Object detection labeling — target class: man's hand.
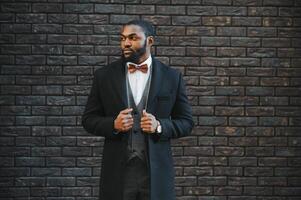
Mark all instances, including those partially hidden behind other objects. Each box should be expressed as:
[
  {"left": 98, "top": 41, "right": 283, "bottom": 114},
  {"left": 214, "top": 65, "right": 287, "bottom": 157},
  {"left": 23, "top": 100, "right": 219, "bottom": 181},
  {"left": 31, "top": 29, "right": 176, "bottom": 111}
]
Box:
[
  {"left": 114, "top": 108, "right": 134, "bottom": 132},
  {"left": 140, "top": 110, "right": 158, "bottom": 134}
]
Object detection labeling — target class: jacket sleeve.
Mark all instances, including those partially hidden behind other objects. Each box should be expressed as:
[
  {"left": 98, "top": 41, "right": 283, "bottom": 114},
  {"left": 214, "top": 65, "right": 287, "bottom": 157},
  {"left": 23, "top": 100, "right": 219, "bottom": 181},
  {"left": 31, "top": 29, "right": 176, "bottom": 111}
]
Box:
[
  {"left": 81, "top": 71, "right": 119, "bottom": 139},
  {"left": 157, "top": 73, "right": 194, "bottom": 140}
]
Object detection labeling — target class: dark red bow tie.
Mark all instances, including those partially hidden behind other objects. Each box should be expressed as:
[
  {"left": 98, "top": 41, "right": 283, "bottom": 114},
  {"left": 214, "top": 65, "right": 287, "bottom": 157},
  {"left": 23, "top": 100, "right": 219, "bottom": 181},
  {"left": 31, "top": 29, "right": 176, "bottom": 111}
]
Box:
[{"left": 128, "top": 63, "right": 148, "bottom": 73}]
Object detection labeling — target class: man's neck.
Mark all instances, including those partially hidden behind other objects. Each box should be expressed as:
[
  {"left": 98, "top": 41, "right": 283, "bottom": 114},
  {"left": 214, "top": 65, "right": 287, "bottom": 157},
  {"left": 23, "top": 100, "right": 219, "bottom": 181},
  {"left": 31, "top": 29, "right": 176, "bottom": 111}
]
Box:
[{"left": 136, "top": 53, "right": 151, "bottom": 64}]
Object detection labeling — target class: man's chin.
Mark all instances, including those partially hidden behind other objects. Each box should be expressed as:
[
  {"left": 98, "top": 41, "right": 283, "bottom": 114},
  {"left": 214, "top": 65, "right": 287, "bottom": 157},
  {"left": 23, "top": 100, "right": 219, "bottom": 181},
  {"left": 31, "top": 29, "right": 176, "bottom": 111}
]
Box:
[
  {"left": 122, "top": 54, "right": 138, "bottom": 63},
  {"left": 123, "top": 54, "right": 131, "bottom": 58}
]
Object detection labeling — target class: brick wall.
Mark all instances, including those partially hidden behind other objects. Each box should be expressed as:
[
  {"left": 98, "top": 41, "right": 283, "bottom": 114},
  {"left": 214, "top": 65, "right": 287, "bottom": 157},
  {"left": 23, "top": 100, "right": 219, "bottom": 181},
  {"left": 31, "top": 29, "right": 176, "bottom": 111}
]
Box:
[{"left": 1, "top": 0, "right": 301, "bottom": 199}]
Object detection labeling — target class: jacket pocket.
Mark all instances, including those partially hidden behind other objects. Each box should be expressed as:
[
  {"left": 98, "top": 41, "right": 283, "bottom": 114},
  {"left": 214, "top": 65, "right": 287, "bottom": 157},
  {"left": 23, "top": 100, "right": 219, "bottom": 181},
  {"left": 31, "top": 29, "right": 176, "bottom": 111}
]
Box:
[{"left": 157, "top": 95, "right": 171, "bottom": 101}]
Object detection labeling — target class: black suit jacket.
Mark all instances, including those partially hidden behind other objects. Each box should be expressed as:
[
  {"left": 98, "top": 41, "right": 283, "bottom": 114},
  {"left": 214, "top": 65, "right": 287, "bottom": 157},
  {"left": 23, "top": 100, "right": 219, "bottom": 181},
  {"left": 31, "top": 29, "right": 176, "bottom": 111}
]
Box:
[{"left": 82, "top": 57, "right": 194, "bottom": 200}]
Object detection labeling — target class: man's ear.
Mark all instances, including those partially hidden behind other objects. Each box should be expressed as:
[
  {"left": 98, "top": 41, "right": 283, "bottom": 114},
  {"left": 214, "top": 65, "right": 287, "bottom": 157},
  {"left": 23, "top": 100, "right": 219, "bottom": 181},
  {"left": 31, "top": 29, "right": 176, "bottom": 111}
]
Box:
[{"left": 147, "top": 36, "right": 154, "bottom": 47}]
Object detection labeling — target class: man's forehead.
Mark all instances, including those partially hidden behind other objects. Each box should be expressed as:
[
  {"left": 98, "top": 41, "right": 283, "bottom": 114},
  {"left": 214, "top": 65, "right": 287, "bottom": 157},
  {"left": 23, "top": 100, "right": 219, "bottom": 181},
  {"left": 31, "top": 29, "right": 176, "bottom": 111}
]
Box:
[{"left": 120, "top": 25, "right": 145, "bottom": 36}]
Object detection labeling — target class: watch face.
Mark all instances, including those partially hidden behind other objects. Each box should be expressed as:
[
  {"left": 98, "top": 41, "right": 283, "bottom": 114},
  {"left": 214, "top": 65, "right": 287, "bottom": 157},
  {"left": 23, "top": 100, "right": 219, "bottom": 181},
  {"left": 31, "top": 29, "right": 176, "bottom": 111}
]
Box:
[{"left": 157, "top": 125, "right": 162, "bottom": 133}]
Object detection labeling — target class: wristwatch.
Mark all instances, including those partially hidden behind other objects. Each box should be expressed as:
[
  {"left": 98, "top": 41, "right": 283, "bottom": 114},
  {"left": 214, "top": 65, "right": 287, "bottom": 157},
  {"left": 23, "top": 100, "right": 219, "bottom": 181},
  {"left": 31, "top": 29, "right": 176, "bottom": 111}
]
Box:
[{"left": 156, "top": 120, "right": 162, "bottom": 134}]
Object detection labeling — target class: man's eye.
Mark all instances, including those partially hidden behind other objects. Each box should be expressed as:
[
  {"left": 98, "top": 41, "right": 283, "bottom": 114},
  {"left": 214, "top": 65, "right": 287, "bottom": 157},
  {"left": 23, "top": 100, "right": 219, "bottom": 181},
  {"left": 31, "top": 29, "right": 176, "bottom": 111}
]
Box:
[
  {"left": 129, "top": 36, "right": 137, "bottom": 40},
  {"left": 120, "top": 37, "right": 125, "bottom": 41}
]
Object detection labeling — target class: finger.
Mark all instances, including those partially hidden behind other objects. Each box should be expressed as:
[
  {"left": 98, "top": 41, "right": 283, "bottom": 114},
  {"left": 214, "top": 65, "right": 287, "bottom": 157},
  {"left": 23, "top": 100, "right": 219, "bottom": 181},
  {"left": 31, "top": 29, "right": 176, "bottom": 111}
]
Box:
[
  {"left": 122, "top": 121, "right": 133, "bottom": 130},
  {"left": 140, "top": 121, "right": 152, "bottom": 126},
  {"left": 124, "top": 124, "right": 133, "bottom": 131},
  {"left": 121, "top": 118, "right": 134, "bottom": 124},
  {"left": 140, "top": 116, "right": 149, "bottom": 122},
  {"left": 121, "top": 113, "right": 133, "bottom": 121},
  {"left": 141, "top": 124, "right": 153, "bottom": 132},
  {"left": 120, "top": 112, "right": 132, "bottom": 119},
  {"left": 124, "top": 116, "right": 133, "bottom": 123},
  {"left": 142, "top": 112, "right": 155, "bottom": 121},
  {"left": 122, "top": 115, "right": 133, "bottom": 121},
  {"left": 124, "top": 120, "right": 134, "bottom": 127},
  {"left": 141, "top": 126, "right": 148, "bottom": 131},
  {"left": 143, "top": 109, "right": 149, "bottom": 117},
  {"left": 127, "top": 114, "right": 133, "bottom": 119},
  {"left": 141, "top": 121, "right": 147, "bottom": 126},
  {"left": 119, "top": 118, "right": 126, "bottom": 124},
  {"left": 141, "top": 114, "right": 153, "bottom": 121}
]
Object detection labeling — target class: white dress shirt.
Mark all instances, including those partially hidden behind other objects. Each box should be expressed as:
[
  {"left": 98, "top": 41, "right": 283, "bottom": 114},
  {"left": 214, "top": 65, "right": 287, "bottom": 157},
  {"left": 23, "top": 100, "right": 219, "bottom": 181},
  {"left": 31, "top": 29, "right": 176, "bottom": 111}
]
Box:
[{"left": 126, "top": 56, "right": 152, "bottom": 106}]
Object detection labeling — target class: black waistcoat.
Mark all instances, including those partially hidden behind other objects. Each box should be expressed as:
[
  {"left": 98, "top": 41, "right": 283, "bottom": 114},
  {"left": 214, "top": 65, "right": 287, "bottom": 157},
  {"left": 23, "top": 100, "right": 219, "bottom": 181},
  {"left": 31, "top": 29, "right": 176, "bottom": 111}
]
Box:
[{"left": 126, "top": 71, "right": 152, "bottom": 162}]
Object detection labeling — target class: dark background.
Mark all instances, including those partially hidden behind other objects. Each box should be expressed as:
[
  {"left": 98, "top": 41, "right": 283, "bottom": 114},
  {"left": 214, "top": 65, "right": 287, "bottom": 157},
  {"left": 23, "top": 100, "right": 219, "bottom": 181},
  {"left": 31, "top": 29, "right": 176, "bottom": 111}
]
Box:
[{"left": 1, "top": 0, "right": 301, "bottom": 199}]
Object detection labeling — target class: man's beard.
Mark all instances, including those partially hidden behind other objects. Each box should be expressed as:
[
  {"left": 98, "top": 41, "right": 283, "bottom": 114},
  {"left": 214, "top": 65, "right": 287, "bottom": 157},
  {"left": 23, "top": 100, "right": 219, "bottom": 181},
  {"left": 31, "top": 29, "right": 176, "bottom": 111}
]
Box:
[{"left": 121, "top": 39, "right": 147, "bottom": 63}]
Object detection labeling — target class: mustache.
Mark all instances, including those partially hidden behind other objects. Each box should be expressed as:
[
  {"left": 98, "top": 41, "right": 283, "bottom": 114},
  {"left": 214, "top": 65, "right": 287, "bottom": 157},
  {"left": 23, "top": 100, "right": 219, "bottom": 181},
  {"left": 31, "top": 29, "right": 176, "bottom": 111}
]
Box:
[{"left": 122, "top": 48, "right": 134, "bottom": 52}]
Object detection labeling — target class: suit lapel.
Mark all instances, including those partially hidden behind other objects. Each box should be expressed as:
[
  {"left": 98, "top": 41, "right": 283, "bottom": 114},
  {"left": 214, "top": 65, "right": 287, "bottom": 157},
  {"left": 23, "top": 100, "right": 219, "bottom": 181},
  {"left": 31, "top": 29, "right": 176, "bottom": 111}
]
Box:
[
  {"left": 146, "top": 57, "right": 165, "bottom": 113},
  {"left": 111, "top": 59, "right": 128, "bottom": 108}
]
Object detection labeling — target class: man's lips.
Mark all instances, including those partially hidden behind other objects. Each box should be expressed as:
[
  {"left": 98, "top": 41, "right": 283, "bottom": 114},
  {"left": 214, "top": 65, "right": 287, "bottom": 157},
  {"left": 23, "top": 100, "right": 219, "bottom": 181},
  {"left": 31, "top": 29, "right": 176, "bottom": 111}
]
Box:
[{"left": 122, "top": 49, "right": 133, "bottom": 54}]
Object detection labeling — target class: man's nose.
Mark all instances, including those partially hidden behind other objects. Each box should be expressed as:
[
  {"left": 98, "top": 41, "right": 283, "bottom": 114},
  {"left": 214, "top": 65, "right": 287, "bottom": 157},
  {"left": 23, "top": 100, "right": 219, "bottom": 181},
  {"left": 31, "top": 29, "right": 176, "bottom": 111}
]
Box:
[{"left": 124, "top": 38, "right": 131, "bottom": 47}]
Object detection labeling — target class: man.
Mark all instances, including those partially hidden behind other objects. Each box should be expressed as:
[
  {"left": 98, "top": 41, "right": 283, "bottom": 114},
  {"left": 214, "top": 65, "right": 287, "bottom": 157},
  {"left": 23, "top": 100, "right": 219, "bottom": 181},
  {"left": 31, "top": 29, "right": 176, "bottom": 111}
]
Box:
[{"left": 82, "top": 20, "right": 194, "bottom": 200}]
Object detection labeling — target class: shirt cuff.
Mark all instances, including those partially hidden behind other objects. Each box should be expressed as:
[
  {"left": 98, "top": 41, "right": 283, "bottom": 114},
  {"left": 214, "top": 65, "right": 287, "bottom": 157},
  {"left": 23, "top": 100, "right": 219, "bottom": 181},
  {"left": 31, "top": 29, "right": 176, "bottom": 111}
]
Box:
[{"left": 113, "top": 130, "right": 120, "bottom": 135}]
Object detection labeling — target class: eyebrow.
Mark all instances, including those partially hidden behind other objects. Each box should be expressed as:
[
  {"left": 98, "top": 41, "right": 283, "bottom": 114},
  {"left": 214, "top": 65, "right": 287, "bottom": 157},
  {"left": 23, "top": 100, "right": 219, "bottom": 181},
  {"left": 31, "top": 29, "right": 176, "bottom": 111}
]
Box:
[{"left": 120, "top": 33, "right": 139, "bottom": 37}]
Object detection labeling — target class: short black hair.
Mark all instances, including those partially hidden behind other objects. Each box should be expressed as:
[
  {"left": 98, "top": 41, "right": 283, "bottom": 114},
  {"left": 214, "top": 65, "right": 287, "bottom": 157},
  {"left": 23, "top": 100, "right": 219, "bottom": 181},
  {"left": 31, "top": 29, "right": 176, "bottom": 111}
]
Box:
[{"left": 124, "top": 20, "right": 155, "bottom": 37}]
